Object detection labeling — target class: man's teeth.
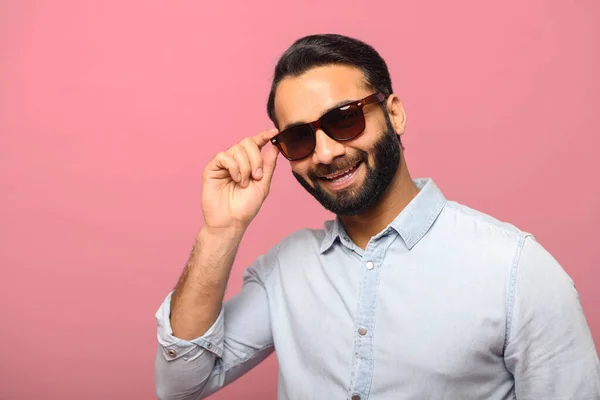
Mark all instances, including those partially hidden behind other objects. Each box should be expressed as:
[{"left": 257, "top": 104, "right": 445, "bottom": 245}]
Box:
[{"left": 326, "top": 164, "right": 358, "bottom": 181}]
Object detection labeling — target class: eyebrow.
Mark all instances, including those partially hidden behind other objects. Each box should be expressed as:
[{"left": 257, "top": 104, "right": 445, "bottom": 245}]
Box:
[{"left": 281, "top": 99, "right": 356, "bottom": 131}]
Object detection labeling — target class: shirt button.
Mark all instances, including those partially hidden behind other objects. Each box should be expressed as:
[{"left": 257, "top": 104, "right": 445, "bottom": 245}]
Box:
[
  {"left": 352, "top": 395, "right": 361, "bottom": 400},
  {"left": 365, "top": 261, "right": 374, "bottom": 270},
  {"left": 343, "top": 236, "right": 350, "bottom": 241},
  {"left": 207, "top": 343, "right": 213, "bottom": 350},
  {"left": 358, "top": 327, "right": 367, "bottom": 336},
  {"left": 167, "top": 349, "right": 176, "bottom": 357}
]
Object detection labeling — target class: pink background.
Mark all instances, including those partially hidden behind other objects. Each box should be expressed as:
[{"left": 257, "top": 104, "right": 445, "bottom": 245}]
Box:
[{"left": 1, "top": 0, "right": 598, "bottom": 399}]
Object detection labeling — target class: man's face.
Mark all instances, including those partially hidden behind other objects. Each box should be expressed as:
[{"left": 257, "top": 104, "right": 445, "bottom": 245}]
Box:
[{"left": 274, "top": 65, "right": 403, "bottom": 216}]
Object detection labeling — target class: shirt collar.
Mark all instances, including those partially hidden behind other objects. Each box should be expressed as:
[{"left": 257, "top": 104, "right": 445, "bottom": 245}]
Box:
[
  {"left": 319, "top": 178, "right": 447, "bottom": 253},
  {"left": 320, "top": 218, "right": 340, "bottom": 253}
]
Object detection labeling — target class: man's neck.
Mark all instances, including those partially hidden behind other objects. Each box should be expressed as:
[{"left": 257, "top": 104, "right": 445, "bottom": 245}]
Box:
[{"left": 339, "top": 165, "right": 419, "bottom": 250}]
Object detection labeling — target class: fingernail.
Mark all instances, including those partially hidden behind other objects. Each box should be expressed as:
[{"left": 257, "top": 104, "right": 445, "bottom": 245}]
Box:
[
  {"left": 256, "top": 168, "right": 263, "bottom": 179},
  {"left": 236, "top": 173, "right": 241, "bottom": 181}
]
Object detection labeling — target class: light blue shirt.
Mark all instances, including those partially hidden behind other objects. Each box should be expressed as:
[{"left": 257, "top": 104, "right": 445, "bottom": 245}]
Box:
[{"left": 154, "top": 178, "right": 600, "bottom": 399}]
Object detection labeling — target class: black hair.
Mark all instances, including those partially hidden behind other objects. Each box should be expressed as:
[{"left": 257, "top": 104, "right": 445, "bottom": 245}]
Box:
[{"left": 266, "top": 34, "right": 394, "bottom": 127}]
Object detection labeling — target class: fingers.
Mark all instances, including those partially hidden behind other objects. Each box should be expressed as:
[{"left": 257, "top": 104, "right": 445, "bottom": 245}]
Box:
[
  {"left": 208, "top": 129, "right": 280, "bottom": 187},
  {"left": 260, "top": 143, "right": 279, "bottom": 187},
  {"left": 251, "top": 128, "right": 280, "bottom": 148},
  {"left": 240, "top": 138, "right": 264, "bottom": 181},
  {"left": 229, "top": 131, "right": 278, "bottom": 186},
  {"left": 228, "top": 144, "right": 252, "bottom": 187},
  {"left": 212, "top": 152, "right": 240, "bottom": 182}
]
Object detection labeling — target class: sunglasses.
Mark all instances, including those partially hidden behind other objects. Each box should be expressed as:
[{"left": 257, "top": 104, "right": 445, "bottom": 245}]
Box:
[{"left": 271, "top": 92, "right": 386, "bottom": 161}]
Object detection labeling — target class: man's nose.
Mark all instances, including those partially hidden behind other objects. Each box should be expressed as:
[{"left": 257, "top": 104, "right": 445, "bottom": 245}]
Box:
[{"left": 312, "top": 129, "right": 345, "bottom": 165}]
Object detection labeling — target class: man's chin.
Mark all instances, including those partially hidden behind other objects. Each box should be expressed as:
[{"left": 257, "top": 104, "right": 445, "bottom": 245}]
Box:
[
  {"left": 293, "top": 170, "right": 371, "bottom": 215},
  {"left": 311, "top": 189, "right": 369, "bottom": 216}
]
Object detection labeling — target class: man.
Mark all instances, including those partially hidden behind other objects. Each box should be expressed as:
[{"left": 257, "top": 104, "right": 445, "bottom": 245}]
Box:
[{"left": 154, "top": 34, "right": 600, "bottom": 399}]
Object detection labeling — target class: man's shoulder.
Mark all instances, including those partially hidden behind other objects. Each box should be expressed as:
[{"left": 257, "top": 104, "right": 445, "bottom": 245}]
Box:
[
  {"left": 246, "top": 223, "right": 330, "bottom": 281},
  {"left": 253, "top": 222, "right": 331, "bottom": 257},
  {"left": 276, "top": 222, "right": 330, "bottom": 252},
  {"left": 430, "top": 200, "right": 540, "bottom": 276},
  {"left": 440, "top": 200, "right": 533, "bottom": 241}
]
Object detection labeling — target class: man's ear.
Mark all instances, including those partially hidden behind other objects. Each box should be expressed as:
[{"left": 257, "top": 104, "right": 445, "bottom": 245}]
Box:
[{"left": 386, "top": 94, "right": 406, "bottom": 136}]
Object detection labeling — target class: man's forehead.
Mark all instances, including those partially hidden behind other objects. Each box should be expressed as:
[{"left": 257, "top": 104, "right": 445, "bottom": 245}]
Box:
[{"left": 274, "top": 65, "right": 369, "bottom": 127}]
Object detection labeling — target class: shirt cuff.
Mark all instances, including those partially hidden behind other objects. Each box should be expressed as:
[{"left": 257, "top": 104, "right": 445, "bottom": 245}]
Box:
[{"left": 155, "top": 291, "right": 225, "bottom": 360}]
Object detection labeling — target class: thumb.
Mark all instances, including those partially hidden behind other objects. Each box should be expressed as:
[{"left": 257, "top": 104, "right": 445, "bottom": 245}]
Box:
[{"left": 259, "top": 144, "right": 280, "bottom": 189}]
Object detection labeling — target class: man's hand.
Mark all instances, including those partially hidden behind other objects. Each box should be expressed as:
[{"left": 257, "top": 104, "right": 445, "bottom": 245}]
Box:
[{"left": 201, "top": 128, "right": 280, "bottom": 232}]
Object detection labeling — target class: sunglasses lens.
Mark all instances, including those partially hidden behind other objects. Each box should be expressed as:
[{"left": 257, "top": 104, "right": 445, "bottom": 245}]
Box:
[
  {"left": 275, "top": 102, "right": 368, "bottom": 160},
  {"left": 277, "top": 125, "right": 316, "bottom": 160},
  {"left": 322, "top": 104, "right": 365, "bottom": 140}
]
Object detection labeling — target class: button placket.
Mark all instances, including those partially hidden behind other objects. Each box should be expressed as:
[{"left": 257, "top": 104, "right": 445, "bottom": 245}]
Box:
[{"left": 348, "top": 232, "right": 397, "bottom": 400}]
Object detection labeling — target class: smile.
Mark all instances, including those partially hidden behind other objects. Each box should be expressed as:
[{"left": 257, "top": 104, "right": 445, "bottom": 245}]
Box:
[
  {"left": 325, "top": 162, "right": 360, "bottom": 181},
  {"left": 320, "top": 162, "right": 362, "bottom": 190}
]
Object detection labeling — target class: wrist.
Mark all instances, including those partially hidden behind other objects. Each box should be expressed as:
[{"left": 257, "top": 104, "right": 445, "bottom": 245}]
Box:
[{"left": 198, "top": 224, "right": 246, "bottom": 245}]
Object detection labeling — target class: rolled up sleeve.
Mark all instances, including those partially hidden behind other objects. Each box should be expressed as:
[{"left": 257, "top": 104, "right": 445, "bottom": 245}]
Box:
[
  {"left": 154, "top": 292, "right": 225, "bottom": 400},
  {"left": 156, "top": 292, "right": 225, "bottom": 360}
]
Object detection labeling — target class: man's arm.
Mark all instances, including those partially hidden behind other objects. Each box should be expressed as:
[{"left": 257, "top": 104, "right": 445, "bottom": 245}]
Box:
[
  {"left": 170, "top": 227, "right": 243, "bottom": 341},
  {"left": 154, "top": 129, "right": 281, "bottom": 399},
  {"left": 154, "top": 230, "right": 278, "bottom": 400},
  {"left": 504, "top": 235, "right": 600, "bottom": 398}
]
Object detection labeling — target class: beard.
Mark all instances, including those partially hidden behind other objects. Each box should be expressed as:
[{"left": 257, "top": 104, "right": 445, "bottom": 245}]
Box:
[{"left": 292, "top": 114, "right": 401, "bottom": 216}]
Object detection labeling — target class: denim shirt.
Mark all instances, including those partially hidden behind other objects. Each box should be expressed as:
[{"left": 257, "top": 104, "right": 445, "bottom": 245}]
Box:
[{"left": 154, "top": 178, "right": 600, "bottom": 399}]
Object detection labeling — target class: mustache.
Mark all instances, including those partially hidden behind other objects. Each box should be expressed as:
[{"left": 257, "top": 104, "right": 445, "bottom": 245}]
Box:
[{"left": 309, "top": 151, "right": 367, "bottom": 179}]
